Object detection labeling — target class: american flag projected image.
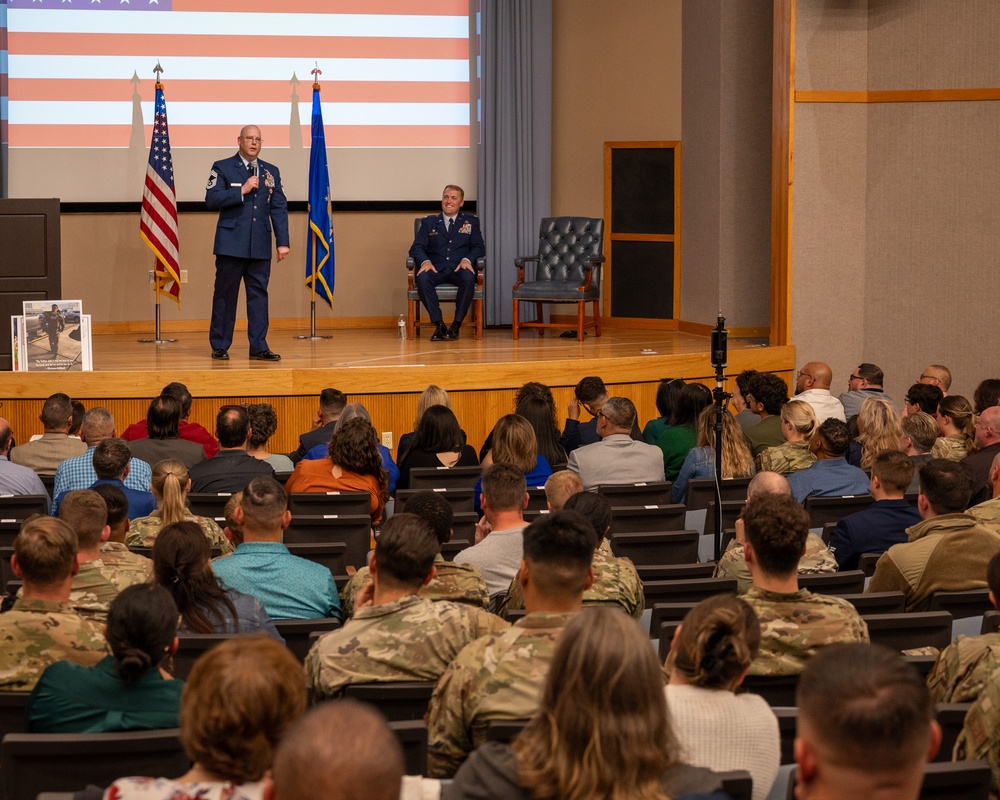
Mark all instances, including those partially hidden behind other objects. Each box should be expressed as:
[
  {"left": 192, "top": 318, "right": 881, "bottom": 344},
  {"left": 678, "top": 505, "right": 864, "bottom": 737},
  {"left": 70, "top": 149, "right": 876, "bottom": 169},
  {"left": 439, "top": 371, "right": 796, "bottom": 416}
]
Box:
[{"left": 2, "top": 0, "right": 476, "bottom": 201}]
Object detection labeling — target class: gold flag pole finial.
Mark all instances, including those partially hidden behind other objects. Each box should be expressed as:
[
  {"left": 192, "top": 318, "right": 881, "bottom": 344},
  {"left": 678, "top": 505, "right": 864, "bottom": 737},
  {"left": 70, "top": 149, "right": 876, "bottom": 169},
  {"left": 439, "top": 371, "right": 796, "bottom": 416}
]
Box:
[{"left": 311, "top": 63, "right": 322, "bottom": 91}]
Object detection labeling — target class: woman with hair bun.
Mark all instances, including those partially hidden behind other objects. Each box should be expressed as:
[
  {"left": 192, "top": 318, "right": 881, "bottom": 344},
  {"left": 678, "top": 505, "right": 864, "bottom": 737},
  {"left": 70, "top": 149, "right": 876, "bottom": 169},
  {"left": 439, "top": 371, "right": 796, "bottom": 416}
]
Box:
[
  {"left": 26, "top": 583, "right": 183, "bottom": 733},
  {"left": 666, "top": 595, "right": 780, "bottom": 800},
  {"left": 757, "top": 399, "right": 818, "bottom": 476},
  {"left": 932, "top": 395, "right": 979, "bottom": 461},
  {"left": 127, "top": 459, "right": 232, "bottom": 554}
]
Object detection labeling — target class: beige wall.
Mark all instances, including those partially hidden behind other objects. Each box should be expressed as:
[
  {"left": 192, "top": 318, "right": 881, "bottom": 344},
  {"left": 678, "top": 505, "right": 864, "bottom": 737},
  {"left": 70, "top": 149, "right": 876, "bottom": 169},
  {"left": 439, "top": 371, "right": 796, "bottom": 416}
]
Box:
[
  {"left": 550, "top": 0, "right": 682, "bottom": 217},
  {"left": 792, "top": 0, "right": 1000, "bottom": 405}
]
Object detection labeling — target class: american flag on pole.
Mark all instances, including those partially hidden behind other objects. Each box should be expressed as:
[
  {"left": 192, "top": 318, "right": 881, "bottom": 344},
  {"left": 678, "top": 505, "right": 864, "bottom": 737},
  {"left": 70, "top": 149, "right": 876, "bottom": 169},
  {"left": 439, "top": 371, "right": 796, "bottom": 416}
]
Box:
[{"left": 139, "top": 78, "right": 180, "bottom": 306}]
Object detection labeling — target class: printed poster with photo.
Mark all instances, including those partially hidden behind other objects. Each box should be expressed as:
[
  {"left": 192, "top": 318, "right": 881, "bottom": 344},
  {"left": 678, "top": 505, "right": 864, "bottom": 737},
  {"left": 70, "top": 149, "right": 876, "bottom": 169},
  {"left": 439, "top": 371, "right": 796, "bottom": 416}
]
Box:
[{"left": 20, "top": 300, "right": 91, "bottom": 372}]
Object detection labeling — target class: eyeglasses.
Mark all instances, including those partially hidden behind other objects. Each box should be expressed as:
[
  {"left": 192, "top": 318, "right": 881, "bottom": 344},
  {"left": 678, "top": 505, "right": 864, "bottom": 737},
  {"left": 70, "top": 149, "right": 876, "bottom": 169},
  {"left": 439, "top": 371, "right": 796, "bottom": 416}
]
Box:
[
  {"left": 849, "top": 374, "right": 863, "bottom": 382},
  {"left": 797, "top": 371, "right": 813, "bottom": 379},
  {"left": 241, "top": 136, "right": 262, "bottom": 144}
]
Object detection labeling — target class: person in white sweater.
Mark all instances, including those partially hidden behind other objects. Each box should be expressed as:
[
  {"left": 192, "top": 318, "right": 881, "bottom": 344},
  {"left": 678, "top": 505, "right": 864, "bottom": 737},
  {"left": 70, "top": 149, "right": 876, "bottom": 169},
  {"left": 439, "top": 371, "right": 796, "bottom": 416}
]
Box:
[{"left": 665, "top": 595, "right": 780, "bottom": 800}]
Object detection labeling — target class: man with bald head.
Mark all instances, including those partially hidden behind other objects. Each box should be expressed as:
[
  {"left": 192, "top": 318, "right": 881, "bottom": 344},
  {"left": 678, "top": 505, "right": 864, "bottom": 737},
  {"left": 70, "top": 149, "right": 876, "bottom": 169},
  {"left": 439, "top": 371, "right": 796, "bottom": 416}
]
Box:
[
  {"left": 205, "top": 124, "right": 289, "bottom": 362},
  {"left": 714, "top": 471, "right": 836, "bottom": 592},
  {"left": 0, "top": 419, "right": 50, "bottom": 505},
  {"left": 963, "top": 406, "right": 1000, "bottom": 507},
  {"left": 794, "top": 361, "right": 846, "bottom": 423}
]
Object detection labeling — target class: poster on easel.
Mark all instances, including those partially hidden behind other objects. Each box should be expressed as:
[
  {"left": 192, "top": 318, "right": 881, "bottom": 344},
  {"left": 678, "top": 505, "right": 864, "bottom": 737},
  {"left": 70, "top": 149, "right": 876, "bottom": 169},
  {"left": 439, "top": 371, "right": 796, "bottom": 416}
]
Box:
[{"left": 20, "top": 300, "right": 92, "bottom": 372}]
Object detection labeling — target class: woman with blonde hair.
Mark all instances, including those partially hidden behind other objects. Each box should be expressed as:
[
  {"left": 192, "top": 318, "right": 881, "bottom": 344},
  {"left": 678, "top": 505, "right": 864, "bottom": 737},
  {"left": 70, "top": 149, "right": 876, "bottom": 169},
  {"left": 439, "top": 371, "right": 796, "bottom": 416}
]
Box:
[
  {"left": 474, "top": 414, "right": 553, "bottom": 515},
  {"left": 932, "top": 395, "right": 979, "bottom": 461},
  {"left": 848, "top": 397, "right": 904, "bottom": 470},
  {"left": 448, "top": 607, "right": 725, "bottom": 800},
  {"left": 103, "top": 637, "right": 306, "bottom": 800},
  {"left": 671, "top": 406, "right": 755, "bottom": 504},
  {"left": 286, "top": 417, "right": 390, "bottom": 523},
  {"left": 666, "top": 595, "right": 780, "bottom": 800},
  {"left": 758, "top": 399, "right": 818, "bottom": 476},
  {"left": 126, "top": 459, "right": 232, "bottom": 554}
]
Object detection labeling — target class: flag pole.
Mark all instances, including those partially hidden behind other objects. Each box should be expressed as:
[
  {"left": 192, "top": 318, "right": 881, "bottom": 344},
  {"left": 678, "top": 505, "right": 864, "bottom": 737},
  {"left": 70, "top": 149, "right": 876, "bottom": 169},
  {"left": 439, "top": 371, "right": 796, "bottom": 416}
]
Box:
[
  {"left": 296, "top": 65, "right": 333, "bottom": 340},
  {"left": 139, "top": 63, "right": 177, "bottom": 344}
]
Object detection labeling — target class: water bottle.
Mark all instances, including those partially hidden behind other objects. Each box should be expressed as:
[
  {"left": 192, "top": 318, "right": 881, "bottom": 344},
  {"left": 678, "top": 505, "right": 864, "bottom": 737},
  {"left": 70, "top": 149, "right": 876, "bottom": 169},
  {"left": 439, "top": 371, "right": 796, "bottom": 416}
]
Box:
[{"left": 398, "top": 314, "right": 407, "bottom": 339}]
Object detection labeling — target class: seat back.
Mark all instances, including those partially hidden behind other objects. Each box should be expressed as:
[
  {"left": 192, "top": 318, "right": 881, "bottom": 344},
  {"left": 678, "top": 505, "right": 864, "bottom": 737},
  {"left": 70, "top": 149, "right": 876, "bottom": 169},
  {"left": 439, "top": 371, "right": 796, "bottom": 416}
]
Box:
[
  {"left": 919, "top": 760, "right": 991, "bottom": 800},
  {"left": 395, "top": 488, "right": 475, "bottom": 515},
  {"left": 485, "top": 718, "right": 530, "bottom": 744},
  {"left": 928, "top": 589, "right": 993, "bottom": 620},
  {"left": 450, "top": 512, "right": 479, "bottom": 543},
  {"left": 716, "top": 771, "right": 753, "bottom": 800},
  {"left": 439, "top": 538, "right": 474, "bottom": 561},
  {"left": 796, "top": 570, "right": 866, "bottom": 596},
  {"left": 281, "top": 515, "right": 371, "bottom": 568},
  {"left": 840, "top": 592, "right": 906, "bottom": 615},
  {"left": 0, "top": 495, "right": 48, "bottom": 520},
  {"left": 774, "top": 708, "right": 798, "bottom": 765},
  {"left": 636, "top": 563, "right": 715, "bottom": 582},
  {"left": 408, "top": 466, "right": 482, "bottom": 491},
  {"left": 935, "top": 703, "right": 973, "bottom": 763},
  {"left": 283, "top": 542, "right": 350, "bottom": 583},
  {"left": 863, "top": 611, "right": 953, "bottom": 651},
  {"left": 0, "top": 729, "right": 189, "bottom": 800},
  {"left": 608, "top": 530, "right": 699, "bottom": 566},
  {"left": 273, "top": 617, "right": 342, "bottom": 662},
  {"left": 173, "top": 633, "right": 234, "bottom": 679},
  {"left": 642, "top": 576, "right": 737, "bottom": 607},
  {"left": 287, "top": 491, "right": 371, "bottom": 518},
  {"left": 611, "top": 505, "right": 686, "bottom": 533},
  {"left": 982, "top": 609, "right": 1000, "bottom": 635},
  {"left": 0, "top": 693, "right": 30, "bottom": 741},
  {"left": 858, "top": 551, "right": 883, "bottom": 576},
  {"left": 340, "top": 681, "right": 436, "bottom": 722},
  {"left": 685, "top": 477, "right": 752, "bottom": 511},
  {"left": 387, "top": 719, "right": 428, "bottom": 777},
  {"left": 186, "top": 492, "right": 232, "bottom": 521},
  {"left": 804, "top": 495, "right": 873, "bottom": 528},
  {"left": 740, "top": 673, "right": 800, "bottom": 707},
  {"left": 596, "top": 481, "right": 673, "bottom": 508},
  {"left": 525, "top": 487, "right": 549, "bottom": 510},
  {"left": 649, "top": 602, "right": 698, "bottom": 639},
  {"left": 534, "top": 217, "right": 604, "bottom": 284}
]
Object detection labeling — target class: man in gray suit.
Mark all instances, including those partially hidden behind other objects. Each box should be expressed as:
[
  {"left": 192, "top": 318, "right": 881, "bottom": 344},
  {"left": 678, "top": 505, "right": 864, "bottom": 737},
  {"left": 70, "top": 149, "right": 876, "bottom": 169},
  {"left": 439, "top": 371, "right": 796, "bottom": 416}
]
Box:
[{"left": 567, "top": 397, "right": 665, "bottom": 491}]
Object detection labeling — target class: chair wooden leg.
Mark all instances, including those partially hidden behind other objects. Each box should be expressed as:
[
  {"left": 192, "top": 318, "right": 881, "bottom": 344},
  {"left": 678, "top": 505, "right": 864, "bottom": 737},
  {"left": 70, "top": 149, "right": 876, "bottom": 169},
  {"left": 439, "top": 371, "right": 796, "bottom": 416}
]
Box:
[
  {"left": 407, "top": 298, "right": 417, "bottom": 339},
  {"left": 474, "top": 298, "right": 483, "bottom": 340},
  {"left": 512, "top": 299, "right": 520, "bottom": 340},
  {"left": 592, "top": 299, "right": 602, "bottom": 337},
  {"left": 536, "top": 303, "right": 544, "bottom": 336},
  {"left": 577, "top": 302, "right": 585, "bottom": 342}
]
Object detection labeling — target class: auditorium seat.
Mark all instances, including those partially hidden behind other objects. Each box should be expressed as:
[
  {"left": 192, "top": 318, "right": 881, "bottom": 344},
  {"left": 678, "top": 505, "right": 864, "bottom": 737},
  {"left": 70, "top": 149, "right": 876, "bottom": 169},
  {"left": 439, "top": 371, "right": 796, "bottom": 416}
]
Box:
[
  {"left": 919, "top": 760, "right": 991, "bottom": 800},
  {"left": 340, "top": 681, "right": 436, "bottom": 722},
  {"left": 981, "top": 609, "right": 999, "bottom": 635},
  {"left": 408, "top": 466, "right": 482, "bottom": 491},
  {"left": 273, "top": 617, "right": 342, "bottom": 662},
  {"left": 803, "top": 495, "right": 873, "bottom": 529},
  {"left": 485, "top": 718, "right": 530, "bottom": 744},
  {"left": 642, "top": 576, "right": 737, "bottom": 608},
  {"left": 773, "top": 707, "right": 798, "bottom": 765},
  {"left": 283, "top": 541, "right": 350, "bottom": 586},
  {"left": 0, "top": 729, "right": 190, "bottom": 800},
  {"left": 395, "top": 488, "right": 475, "bottom": 515},
  {"left": 389, "top": 719, "right": 428, "bottom": 777},
  {"left": 0, "top": 495, "right": 48, "bottom": 520},
  {"left": 636, "top": 563, "right": 715, "bottom": 583},
  {"left": 863, "top": 611, "right": 953, "bottom": 652},
  {"left": 857, "top": 551, "right": 882, "bottom": 577},
  {"left": 612, "top": 504, "right": 686, "bottom": 533},
  {"left": 928, "top": 589, "right": 993, "bottom": 620},
  {"left": 287, "top": 491, "right": 372, "bottom": 518},
  {"left": 740, "top": 673, "right": 800, "bottom": 707},
  {"left": 280, "top": 515, "right": 371, "bottom": 568},
  {"left": 609, "top": 530, "right": 700, "bottom": 566},
  {"left": 934, "top": 703, "right": 973, "bottom": 763},
  {"left": 438, "top": 538, "right": 473, "bottom": 561},
  {"left": 796, "top": 570, "right": 865, "bottom": 596},
  {"left": 525, "top": 487, "right": 549, "bottom": 511},
  {"left": 839, "top": 592, "right": 906, "bottom": 615},
  {"left": 596, "top": 481, "right": 673, "bottom": 508},
  {"left": 450, "top": 512, "right": 478, "bottom": 543},
  {"left": 0, "top": 692, "right": 30, "bottom": 741},
  {"left": 172, "top": 633, "right": 233, "bottom": 680},
  {"left": 185, "top": 492, "right": 232, "bottom": 521}
]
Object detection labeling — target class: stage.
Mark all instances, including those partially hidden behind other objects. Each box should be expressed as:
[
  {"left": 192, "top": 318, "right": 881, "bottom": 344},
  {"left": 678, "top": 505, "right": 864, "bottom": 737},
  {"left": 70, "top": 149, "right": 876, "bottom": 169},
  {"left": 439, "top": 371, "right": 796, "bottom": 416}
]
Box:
[{"left": 3, "top": 325, "right": 795, "bottom": 457}]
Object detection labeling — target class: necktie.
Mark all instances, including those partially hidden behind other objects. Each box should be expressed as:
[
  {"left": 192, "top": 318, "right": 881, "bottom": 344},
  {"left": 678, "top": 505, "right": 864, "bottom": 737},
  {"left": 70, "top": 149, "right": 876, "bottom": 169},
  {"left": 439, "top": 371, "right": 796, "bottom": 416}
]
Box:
[{"left": 447, "top": 217, "right": 454, "bottom": 235}]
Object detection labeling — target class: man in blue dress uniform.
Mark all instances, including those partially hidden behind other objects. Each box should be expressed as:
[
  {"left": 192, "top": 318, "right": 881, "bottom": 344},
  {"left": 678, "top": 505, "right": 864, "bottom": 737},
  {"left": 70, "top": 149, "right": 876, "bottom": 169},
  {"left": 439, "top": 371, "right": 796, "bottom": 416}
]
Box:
[
  {"left": 409, "top": 185, "right": 486, "bottom": 341},
  {"left": 205, "top": 125, "right": 289, "bottom": 361}
]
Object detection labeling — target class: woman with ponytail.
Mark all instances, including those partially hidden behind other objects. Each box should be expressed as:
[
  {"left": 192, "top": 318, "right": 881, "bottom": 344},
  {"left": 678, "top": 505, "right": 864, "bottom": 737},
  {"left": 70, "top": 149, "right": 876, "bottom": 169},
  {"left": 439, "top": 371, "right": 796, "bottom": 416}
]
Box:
[
  {"left": 26, "top": 584, "right": 184, "bottom": 732},
  {"left": 666, "top": 595, "right": 780, "bottom": 800},
  {"left": 932, "top": 395, "right": 979, "bottom": 461},
  {"left": 127, "top": 459, "right": 232, "bottom": 554}
]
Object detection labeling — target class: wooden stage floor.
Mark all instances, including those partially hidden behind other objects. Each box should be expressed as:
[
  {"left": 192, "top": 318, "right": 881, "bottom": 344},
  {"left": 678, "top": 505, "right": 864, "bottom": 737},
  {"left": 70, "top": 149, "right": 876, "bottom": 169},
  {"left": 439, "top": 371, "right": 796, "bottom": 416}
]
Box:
[{"left": 6, "top": 325, "right": 795, "bottom": 399}]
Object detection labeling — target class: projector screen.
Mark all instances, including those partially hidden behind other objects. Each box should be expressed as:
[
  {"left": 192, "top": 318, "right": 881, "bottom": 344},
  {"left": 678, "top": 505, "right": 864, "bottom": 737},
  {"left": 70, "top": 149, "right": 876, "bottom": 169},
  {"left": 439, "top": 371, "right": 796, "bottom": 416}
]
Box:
[{"left": 4, "top": 0, "right": 478, "bottom": 203}]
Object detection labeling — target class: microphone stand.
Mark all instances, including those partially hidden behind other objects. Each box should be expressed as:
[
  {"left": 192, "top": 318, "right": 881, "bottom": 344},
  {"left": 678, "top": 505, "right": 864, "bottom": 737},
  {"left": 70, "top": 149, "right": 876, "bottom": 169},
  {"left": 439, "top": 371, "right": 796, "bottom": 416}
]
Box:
[{"left": 711, "top": 314, "right": 730, "bottom": 562}]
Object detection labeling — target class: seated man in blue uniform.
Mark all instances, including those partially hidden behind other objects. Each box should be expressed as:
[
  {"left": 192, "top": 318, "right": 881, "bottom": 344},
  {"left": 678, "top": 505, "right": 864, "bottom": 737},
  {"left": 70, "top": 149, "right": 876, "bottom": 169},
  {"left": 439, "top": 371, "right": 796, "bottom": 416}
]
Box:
[
  {"left": 409, "top": 185, "right": 486, "bottom": 341},
  {"left": 205, "top": 125, "right": 289, "bottom": 362}
]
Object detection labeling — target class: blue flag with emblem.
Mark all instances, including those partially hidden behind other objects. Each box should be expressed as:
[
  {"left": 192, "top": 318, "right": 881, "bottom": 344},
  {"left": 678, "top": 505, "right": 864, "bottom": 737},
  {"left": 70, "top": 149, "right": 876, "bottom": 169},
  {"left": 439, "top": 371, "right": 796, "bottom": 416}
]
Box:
[{"left": 306, "top": 81, "right": 334, "bottom": 307}]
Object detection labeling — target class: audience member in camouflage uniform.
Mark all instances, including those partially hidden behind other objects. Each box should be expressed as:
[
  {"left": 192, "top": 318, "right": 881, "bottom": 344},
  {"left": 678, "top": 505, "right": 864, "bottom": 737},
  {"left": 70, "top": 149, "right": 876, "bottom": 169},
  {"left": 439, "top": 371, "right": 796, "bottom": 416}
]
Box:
[
  {"left": 930, "top": 395, "right": 978, "bottom": 462},
  {"left": 125, "top": 458, "right": 234, "bottom": 555},
  {"left": 955, "top": 665, "right": 1000, "bottom": 796},
  {"left": 797, "top": 643, "right": 940, "bottom": 799},
  {"left": 58, "top": 490, "right": 150, "bottom": 623},
  {"left": 0, "top": 516, "right": 107, "bottom": 690},
  {"left": 740, "top": 493, "right": 868, "bottom": 675},
  {"left": 340, "top": 491, "right": 489, "bottom": 616},
  {"left": 305, "top": 513, "right": 507, "bottom": 700},
  {"left": 968, "top": 451, "right": 1000, "bottom": 535},
  {"left": 90, "top": 483, "right": 153, "bottom": 581},
  {"left": 498, "top": 490, "right": 643, "bottom": 620},
  {"left": 756, "top": 400, "right": 818, "bottom": 476},
  {"left": 427, "top": 509, "right": 597, "bottom": 778},
  {"left": 868, "top": 460, "right": 1000, "bottom": 611},
  {"left": 927, "top": 552, "right": 1000, "bottom": 703}
]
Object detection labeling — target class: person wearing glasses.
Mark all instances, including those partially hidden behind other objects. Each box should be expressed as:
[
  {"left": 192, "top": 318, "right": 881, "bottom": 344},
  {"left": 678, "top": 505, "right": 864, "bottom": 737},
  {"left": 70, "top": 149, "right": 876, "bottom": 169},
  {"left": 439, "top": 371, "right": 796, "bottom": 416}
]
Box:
[
  {"left": 838, "top": 362, "right": 893, "bottom": 418},
  {"left": 205, "top": 125, "right": 289, "bottom": 362},
  {"left": 793, "top": 361, "right": 846, "bottom": 422}
]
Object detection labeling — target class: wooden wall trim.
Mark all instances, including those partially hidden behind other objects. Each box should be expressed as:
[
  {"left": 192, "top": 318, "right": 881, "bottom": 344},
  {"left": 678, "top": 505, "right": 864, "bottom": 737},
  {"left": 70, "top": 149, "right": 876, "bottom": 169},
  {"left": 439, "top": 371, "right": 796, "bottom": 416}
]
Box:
[
  {"left": 796, "top": 88, "right": 1000, "bottom": 104},
  {"left": 770, "top": 0, "right": 795, "bottom": 347}
]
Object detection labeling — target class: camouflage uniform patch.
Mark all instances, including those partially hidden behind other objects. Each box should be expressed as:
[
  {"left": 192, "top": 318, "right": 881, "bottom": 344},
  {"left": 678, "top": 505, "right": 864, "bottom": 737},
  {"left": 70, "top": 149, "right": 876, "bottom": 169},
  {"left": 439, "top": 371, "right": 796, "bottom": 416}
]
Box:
[
  {"left": 497, "top": 545, "right": 644, "bottom": 620},
  {"left": 426, "top": 611, "right": 571, "bottom": 778},
  {"left": 99, "top": 541, "right": 153, "bottom": 583},
  {"left": 955, "top": 665, "right": 1000, "bottom": 796},
  {"left": 927, "top": 633, "right": 1000, "bottom": 703},
  {"left": 931, "top": 435, "right": 969, "bottom": 462},
  {"left": 714, "top": 535, "right": 837, "bottom": 594},
  {"left": 743, "top": 587, "right": 869, "bottom": 675},
  {"left": 340, "top": 554, "right": 489, "bottom": 619},
  {"left": 304, "top": 593, "right": 508, "bottom": 700},
  {"left": 126, "top": 513, "right": 234, "bottom": 555},
  {"left": 756, "top": 440, "right": 817, "bottom": 476},
  {"left": 0, "top": 598, "right": 108, "bottom": 691},
  {"left": 969, "top": 497, "right": 1000, "bottom": 535}
]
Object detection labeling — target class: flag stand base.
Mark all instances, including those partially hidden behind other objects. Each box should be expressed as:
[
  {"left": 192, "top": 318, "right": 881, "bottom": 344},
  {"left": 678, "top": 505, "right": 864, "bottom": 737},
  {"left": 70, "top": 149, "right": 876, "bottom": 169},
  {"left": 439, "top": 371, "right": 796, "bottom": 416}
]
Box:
[
  {"left": 139, "top": 304, "right": 177, "bottom": 344},
  {"left": 294, "top": 301, "right": 333, "bottom": 340}
]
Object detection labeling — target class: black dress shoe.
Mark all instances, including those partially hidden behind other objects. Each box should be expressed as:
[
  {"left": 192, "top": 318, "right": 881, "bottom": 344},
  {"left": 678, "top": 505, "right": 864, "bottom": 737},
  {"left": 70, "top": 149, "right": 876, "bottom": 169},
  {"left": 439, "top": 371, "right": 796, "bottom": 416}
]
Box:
[
  {"left": 430, "top": 323, "right": 449, "bottom": 342},
  {"left": 211, "top": 349, "right": 229, "bottom": 360},
  {"left": 250, "top": 350, "right": 281, "bottom": 361},
  {"left": 446, "top": 322, "right": 461, "bottom": 340}
]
